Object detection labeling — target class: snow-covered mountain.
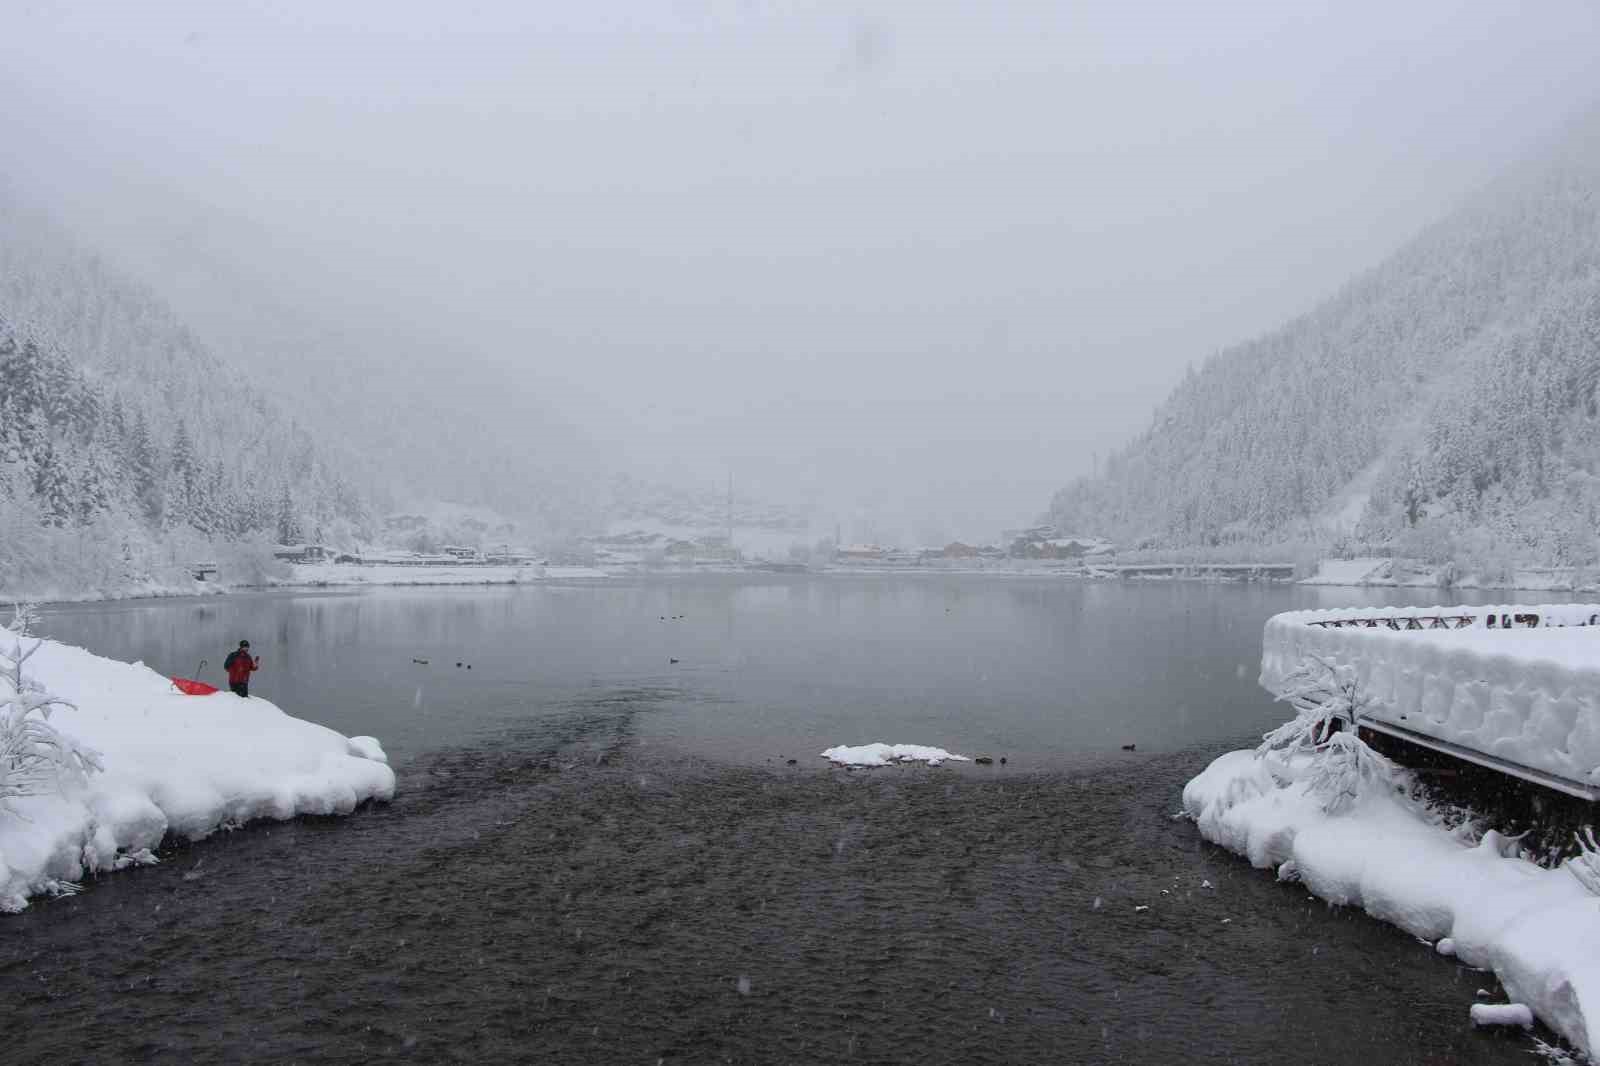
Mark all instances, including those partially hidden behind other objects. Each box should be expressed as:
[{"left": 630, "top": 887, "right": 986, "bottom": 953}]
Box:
[
  {"left": 1049, "top": 110, "right": 1600, "bottom": 569},
  {"left": 0, "top": 187, "right": 822, "bottom": 593},
  {"left": 0, "top": 193, "right": 375, "bottom": 535}
]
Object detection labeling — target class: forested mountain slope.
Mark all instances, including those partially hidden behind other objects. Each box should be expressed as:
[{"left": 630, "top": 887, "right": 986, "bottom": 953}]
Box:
[
  {"left": 0, "top": 193, "right": 372, "bottom": 535},
  {"left": 0, "top": 189, "right": 811, "bottom": 594},
  {"left": 1049, "top": 113, "right": 1600, "bottom": 566},
  {"left": 0, "top": 197, "right": 378, "bottom": 596}
]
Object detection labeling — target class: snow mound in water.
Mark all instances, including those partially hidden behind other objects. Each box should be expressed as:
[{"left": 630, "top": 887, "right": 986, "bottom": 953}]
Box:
[
  {"left": 1185, "top": 748, "right": 1600, "bottom": 1053},
  {"left": 820, "top": 743, "right": 970, "bottom": 767},
  {"left": 1, "top": 638, "right": 396, "bottom": 912}
]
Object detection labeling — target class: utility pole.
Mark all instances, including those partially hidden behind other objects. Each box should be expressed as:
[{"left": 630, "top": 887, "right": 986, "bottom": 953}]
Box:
[{"left": 726, "top": 471, "right": 734, "bottom": 555}]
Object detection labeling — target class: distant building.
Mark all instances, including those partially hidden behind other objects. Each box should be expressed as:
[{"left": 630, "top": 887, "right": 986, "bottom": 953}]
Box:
[
  {"left": 1009, "top": 533, "right": 1116, "bottom": 560},
  {"left": 273, "top": 543, "right": 333, "bottom": 564},
  {"left": 482, "top": 550, "right": 542, "bottom": 566},
  {"left": 836, "top": 544, "right": 889, "bottom": 561},
  {"left": 384, "top": 514, "right": 428, "bottom": 533},
  {"left": 441, "top": 545, "right": 480, "bottom": 560}
]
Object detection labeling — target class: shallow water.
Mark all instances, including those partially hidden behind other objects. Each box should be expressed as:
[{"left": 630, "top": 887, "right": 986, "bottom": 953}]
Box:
[{"left": 8, "top": 577, "right": 1569, "bottom": 1063}]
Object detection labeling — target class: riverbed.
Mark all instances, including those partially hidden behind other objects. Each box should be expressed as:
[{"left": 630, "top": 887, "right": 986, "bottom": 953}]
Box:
[{"left": 4, "top": 577, "right": 1561, "bottom": 1063}]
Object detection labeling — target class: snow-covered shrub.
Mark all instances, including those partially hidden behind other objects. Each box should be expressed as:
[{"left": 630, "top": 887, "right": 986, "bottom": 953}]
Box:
[
  {"left": 1258, "top": 654, "right": 1364, "bottom": 757},
  {"left": 0, "top": 604, "right": 102, "bottom": 815},
  {"left": 210, "top": 534, "right": 291, "bottom": 587},
  {"left": 1566, "top": 827, "right": 1600, "bottom": 896},
  {"left": 1457, "top": 526, "right": 1520, "bottom": 588},
  {"left": 1394, "top": 517, "right": 1458, "bottom": 568},
  {"left": 1260, "top": 653, "right": 1403, "bottom": 814},
  {"left": 1302, "top": 731, "right": 1404, "bottom": 814}
]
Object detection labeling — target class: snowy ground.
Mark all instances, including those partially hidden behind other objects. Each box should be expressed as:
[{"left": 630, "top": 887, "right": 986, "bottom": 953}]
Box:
[
  {"left": 0, "top": 576, "right": 230, "bottom": 606},
  {"left": 1184, "top": 748, "right": 1600, "bottom": 1055},
  {"left": 1, "top": 638, "right": 394, "bottom": 912},
  {"left": 1304, "top": 557, "right": 1600, "bottom": 593},
  {"left": 278, "top": 562, "right": 608, "bottom": 587},
  {"left": 1301, "top": 557, "right": 1394, "bottom": 586}
]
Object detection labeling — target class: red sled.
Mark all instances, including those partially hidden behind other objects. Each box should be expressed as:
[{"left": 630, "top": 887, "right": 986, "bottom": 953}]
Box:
[{"left": 171, "top": 677, "right": 220, "bottom": 696}]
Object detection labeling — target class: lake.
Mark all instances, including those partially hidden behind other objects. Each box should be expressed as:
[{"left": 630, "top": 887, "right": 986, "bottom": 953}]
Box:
[{"left": 32, "top": 575, "right": 1523, "bottom": 770}]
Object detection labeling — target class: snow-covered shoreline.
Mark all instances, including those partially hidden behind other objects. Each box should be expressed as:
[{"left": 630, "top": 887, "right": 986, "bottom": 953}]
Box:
[
  {"left": 269, "top": 562, "right": 609, "bottom": 588},
  {"left": 2, "top": 563, "right": 613, "bottom": 608},
  {"left": 1, "top": 638, "right": 395, "bottom": 912},
  {"left": 25, "top": 550, "right": 1600, "bottom": 601},
  {"left": 1184, "top": 749, "right": 1600, "bottom": 1054},
  {"left": 13, "top": 556, "right": 1600, "bottom": 610}
]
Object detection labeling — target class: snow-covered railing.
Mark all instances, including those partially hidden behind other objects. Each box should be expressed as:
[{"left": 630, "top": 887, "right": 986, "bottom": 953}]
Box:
[{"left": 1261, "top": 604, "right": 1600, "bottom": 798}]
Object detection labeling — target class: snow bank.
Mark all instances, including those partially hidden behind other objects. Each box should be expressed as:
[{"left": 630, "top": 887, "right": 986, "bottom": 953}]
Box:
[
  {"left": 1, "top": 639, "right": 395, "bottom": 912},
  {"left": 820, "top": 743, "right": 970, "bottom": 767},
  {"left": 1301, "top": 557, "right": 1391, "bottom": 586},
  {"left": 1299, "top": 559, "right": 1600, "bottom": 593},
  {"left": 1185, "top": 749, "right": 1600, "bottom": 1053},
  {"left": 1262, "top": 604, "right": 1600, "bottom": 787}
]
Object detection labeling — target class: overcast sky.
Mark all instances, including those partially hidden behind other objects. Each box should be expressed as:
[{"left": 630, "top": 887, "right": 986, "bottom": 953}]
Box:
[{"left": 4, "top": 1, "right": 1600, "bottom": 542}]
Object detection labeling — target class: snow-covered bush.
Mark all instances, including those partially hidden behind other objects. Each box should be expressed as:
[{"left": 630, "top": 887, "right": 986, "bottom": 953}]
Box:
[
  {"left": 211, "top": 535, "right": 292, "bottom": 586},
  {"left": 1260, "top": 653, "right": 1403, "bottom": 814},
  {"left": 1456, "top": 526, "right": 1521, "bottom": 589},
  {"left": 1302, "top": 731, "right": 1404, "bottom": 814},
  {"left": 1394, "top": 517, "right": 1459, "bottom": 568},
  {"left": 0, "top": 604, "right": 102, "bottom": 815},
  {"left": 1567, "top": 827, "right": 1600, "bottom": 896},
  {"left": 1258, "top": 654, "right": 1364, "bottom": 756}
]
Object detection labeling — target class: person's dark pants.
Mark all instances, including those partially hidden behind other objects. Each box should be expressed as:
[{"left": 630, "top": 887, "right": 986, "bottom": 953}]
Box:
[{"left": 230, "top": 682, "right": 249, "bottom": 698}]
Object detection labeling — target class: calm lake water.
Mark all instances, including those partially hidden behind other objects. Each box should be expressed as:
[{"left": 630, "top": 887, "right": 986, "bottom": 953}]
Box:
[
  {"left": 34, "top": 575, "right": 1539, "bottom": 769},
  {"left": 14, "top": 576, "right": 1567, "bottom": 1064}
]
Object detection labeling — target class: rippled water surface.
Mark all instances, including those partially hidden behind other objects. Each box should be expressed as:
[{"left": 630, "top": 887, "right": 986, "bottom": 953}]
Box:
[{"left": 6, "top": 577, "right": 1565, "bottom": 1063}]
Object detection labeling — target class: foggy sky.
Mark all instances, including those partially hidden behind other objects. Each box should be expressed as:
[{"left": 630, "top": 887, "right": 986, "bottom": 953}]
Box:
[{"left": 4, "top": 1, "right": 1600, "bottom": 543}]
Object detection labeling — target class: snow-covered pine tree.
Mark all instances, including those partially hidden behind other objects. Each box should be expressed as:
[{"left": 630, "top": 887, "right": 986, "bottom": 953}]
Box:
[
  {"left": 275, "top": 482, "right": 301, "bottom": 545},
  {"left": 128, "top": 410, "right": 159, "bottom": 523}
]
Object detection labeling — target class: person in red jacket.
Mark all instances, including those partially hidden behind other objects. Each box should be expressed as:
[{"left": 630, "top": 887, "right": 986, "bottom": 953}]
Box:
[{"left": 224, "top": 640, "right": 259, "bottom": 698}]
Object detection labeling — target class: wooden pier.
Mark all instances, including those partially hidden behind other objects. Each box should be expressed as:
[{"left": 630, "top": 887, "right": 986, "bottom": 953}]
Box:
[
  {"left": 1262, "top": 603, "right": 1600, "bottom": 802},
  {"left": 1110, "top": 562, "right": 1297, "bottom": 580}
]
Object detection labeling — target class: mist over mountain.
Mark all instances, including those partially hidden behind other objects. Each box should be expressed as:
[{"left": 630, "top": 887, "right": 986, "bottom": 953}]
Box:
[
  {"left": 0, "top": 181, "right": 817, "bottom": 594},
  {"left": 0, "top": 189, "right": 387, "bottom": 594},
  {"left": 1049, "top": 111, "right": 1600, "bottom": 569}
]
